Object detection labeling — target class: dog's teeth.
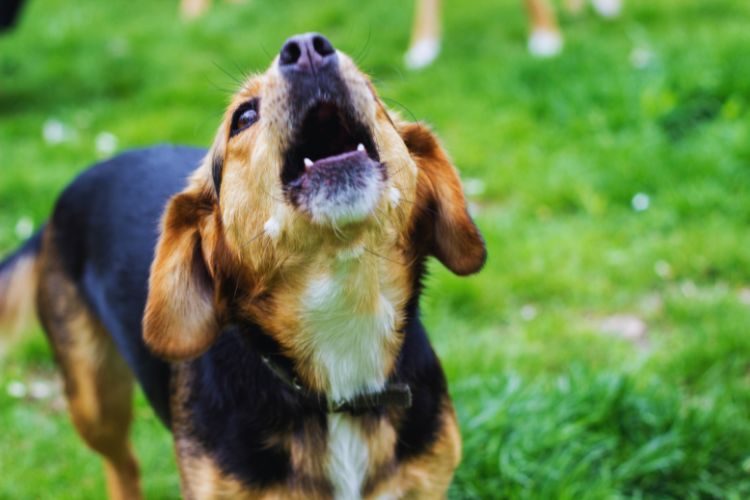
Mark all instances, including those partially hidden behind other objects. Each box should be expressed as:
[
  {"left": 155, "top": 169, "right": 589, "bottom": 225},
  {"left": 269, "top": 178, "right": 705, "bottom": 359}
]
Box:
[
  {"left": 357, "top": 143, "right": 366, "bottom": 152},
  {"left": 304, "top": 158, "right": 314, "bottom": 168}
]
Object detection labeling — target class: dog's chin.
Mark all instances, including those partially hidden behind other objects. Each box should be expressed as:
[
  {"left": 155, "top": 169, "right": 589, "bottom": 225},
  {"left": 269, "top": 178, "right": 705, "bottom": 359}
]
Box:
[{"left": 288, "top": 150, "right": 385, "bottom": 226}]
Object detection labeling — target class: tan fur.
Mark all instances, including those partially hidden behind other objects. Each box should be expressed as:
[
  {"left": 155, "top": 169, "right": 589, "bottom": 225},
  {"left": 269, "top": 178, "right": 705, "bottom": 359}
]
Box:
[
  {"left": 368, "top": 401, "right": 461, "bottom": 499},
  {"left": 525, "top": 0, "right": 561, "bottom": 32},
  {"left": 0, "top": 255, "right": 39, "bottom": 355},
  {"left": 143, "top": 185, "right": 221, "bottom": 360},
  {"left": 408, "top": 0, "right": 441, "bottom": 48},
  {"left": 398, "top": 120, "right": 486, "bottom": 276},
  {"left": 171, "top": 362, "right": 333, "bottom": 498},
  {"left": 180, "top": 0, "right": 245, "bottom": 20},
  {"left": 36, "top": 230, "right": 143, "bottom": 500}
]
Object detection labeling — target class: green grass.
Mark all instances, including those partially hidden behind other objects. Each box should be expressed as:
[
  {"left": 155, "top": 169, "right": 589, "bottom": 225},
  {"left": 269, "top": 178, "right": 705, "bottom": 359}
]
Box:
[{"left": 2, "top": 0, "right": 750, "bottom": 497}]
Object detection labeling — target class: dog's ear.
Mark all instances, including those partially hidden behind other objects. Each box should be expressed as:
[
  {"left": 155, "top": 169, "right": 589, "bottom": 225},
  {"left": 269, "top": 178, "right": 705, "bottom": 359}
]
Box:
[
  {"left": 143, "top": 186, "right": 220, "bottom": 360},
  {"left": 400, "top": 122, "right": 486, "bottom": 275}
]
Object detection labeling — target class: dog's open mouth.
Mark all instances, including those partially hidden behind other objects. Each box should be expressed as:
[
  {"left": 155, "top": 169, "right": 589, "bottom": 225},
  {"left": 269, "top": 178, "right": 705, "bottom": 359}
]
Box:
[
  {"left": 282, "top": 101, "right": 379, "bottom": 185},
  {"left": 282, "top": 101, "right": 385, "bottom": 225}
]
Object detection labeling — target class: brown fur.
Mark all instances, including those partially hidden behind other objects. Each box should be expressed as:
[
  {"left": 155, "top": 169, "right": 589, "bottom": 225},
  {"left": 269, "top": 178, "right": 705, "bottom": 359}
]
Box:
[
  {"left": 36, "top": 228, "right": 142, "bottom": 500},
  {"left": 367, "top": 400, "right": 461, "bottom": 499},
  {"left": 143, "top": 184, "right": 221, "bottom": 360},
  {"left": 0, "top": 254, "right": 39, "bottom": 355},
  {"left": 399, "top": 121, "right": 486, "bottom": 276}
]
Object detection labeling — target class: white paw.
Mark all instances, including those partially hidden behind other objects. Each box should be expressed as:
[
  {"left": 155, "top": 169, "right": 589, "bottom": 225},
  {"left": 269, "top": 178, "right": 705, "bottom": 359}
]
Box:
[
  {"left": 404, "top": 38, "right": 441, "bottom": 70},
  {"left": 528, "top": 29, "right": 563, "bottom": 58},
  {"left": 591, "top": 0, "right": 622, "bottom": 18}
]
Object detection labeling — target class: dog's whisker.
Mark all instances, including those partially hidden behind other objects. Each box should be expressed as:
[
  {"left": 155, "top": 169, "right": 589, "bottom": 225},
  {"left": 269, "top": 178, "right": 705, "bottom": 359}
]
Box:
[
  {"left": 353, "top": 27, "right": 373, "bottom": 66},
  {"left": 380, "top": 96, "right": 419, "bottom": 123},
  {"left": 258, "top": 41, "right": 273, "bottom": 60},
  {"left": 212, "top": 60, "right": 245, "bottom": 87},
  {"left": 362, "top": 246, "right": 404, "bottom": 266},
  {"left": 203, "top": 75, "right": 242, "bottom": 95}
]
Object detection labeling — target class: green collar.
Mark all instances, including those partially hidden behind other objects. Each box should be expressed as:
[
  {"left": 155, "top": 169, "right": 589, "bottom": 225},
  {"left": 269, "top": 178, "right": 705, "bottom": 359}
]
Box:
[{"left": 260, "top": 355, "right": 412, "bottom": 413}]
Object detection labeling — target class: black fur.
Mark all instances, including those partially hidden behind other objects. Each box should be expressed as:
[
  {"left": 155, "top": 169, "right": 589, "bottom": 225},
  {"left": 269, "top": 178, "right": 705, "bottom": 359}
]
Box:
[
  {"left": 211, "top": 152, "right": 224, "bottom": 198},
  {"left": 48, "top": 145, "right": 205, "bottom": 425},
  {"left": 9, "top": 145, "right": 448, "bottom": 489}
]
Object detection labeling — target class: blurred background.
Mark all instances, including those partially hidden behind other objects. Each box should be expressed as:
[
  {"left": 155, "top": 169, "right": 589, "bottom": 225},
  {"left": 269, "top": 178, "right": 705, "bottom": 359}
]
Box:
[{"left": 2, "top": 0, "right": 750, "bottom": 497}]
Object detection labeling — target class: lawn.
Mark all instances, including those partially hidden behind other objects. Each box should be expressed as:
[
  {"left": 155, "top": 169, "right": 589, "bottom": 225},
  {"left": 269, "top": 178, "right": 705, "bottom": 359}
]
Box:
[{"left": 2, "top": 0, "right": 750, "bottom": 498}]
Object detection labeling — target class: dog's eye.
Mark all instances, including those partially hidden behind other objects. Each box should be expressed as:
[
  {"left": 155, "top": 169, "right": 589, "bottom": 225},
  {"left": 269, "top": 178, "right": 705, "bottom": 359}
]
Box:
[{"left": 230, "top": 99, "right": 259, "bottom": 136}]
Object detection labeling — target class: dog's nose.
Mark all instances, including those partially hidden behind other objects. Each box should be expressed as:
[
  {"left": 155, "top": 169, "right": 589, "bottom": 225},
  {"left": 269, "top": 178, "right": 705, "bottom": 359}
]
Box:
[{"left": 279, "top": 33, "right": 337, "bottom": 76}]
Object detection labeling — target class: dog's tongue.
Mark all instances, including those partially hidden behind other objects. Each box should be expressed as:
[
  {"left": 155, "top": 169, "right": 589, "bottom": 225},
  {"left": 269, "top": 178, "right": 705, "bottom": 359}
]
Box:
[{"left": 304, "top": 144, "right": 368, "bottom": 170}]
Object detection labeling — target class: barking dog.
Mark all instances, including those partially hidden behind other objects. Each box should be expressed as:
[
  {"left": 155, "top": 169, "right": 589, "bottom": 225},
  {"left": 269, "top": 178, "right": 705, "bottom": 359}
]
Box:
[{"left": 0, "top": 33, "right": 485, "bottom": 499}]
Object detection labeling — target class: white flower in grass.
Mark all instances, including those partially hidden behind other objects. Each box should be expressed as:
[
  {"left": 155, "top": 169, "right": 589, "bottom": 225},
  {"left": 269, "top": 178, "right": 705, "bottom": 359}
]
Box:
[
  {"left": 520, "top": 304, "right": 538, "bottom": 321},
  {"left": 42, "top": 119, "right": 66, "bottom": 144},
  {"left": 96, "top": 132, "right": 118, "bottom": 155},
  {"left": 591, "top": 0, "right": 622, "bottom": 18},
  {"left": 654, "top": 260, "right": 672, "bottom": 279},
  {"left": 463, "top": 178, "right": 486, "bottom": 197},
  {"left": 631, "top": 192, "right": 650, "bottom": 212},
  {"left": 7, "top": 381, "right": 26, "bottom": 399},
  {"left": 15, "top": 216, "right": 33, "bottom": 239},
  {"left": 108, "top": 37, "right": 129, "bottom": 58},
  {"left": 468, "top": 202, "right": 481, "bottom": 217},
  {"left": 600, "top": 314, "right": 648, "bottom": 347},
  {"left": 680, "top": 280, "right": 698, "bottom": 298},
  {"left": 29, "top": 381, "right": 53, "bottom": 400},
  {"left": 630, "top": 47, "right": 654, "bottom": 70}
]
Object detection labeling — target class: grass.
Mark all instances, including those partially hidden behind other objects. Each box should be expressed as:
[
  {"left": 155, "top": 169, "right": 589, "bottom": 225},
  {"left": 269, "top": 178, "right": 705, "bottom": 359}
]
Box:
[{"left": 2, "top": 0, "right": 750, "bottom": 497}]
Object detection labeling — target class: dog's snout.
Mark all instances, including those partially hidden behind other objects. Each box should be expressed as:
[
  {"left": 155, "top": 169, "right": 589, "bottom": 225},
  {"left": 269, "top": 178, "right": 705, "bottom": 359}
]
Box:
[{"left": 279, "top": 33, "right": 337, "bottom": 76}]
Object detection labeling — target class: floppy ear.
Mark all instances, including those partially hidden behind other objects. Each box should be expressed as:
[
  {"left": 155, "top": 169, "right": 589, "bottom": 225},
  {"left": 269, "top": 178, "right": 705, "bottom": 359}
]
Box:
[
  {"left": 143, "top": 188, "right": 220, "bottom": 360},
  {"left": 400, "top": 122, "right": 486, "bottom": 275}
]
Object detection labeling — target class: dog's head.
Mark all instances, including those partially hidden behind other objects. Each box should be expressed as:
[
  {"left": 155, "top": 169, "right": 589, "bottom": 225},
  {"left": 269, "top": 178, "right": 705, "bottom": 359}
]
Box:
[{"left": 144, "top": 34, "right": 486, "bottom": 360}]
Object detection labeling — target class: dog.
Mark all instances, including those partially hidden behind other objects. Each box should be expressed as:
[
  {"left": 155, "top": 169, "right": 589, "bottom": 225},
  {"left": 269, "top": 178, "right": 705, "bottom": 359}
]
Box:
[
  {"left": 404, "top": 0, "right": 624, "bottom": 68},
  {"left": 0, "top": 33, "right": 486, "bottom": 498}
]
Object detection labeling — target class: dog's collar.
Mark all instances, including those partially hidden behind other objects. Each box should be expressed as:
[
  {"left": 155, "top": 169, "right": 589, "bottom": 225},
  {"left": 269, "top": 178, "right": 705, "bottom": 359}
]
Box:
[{"left": 260, "top": 355, "right": 412, "bottom": 413}]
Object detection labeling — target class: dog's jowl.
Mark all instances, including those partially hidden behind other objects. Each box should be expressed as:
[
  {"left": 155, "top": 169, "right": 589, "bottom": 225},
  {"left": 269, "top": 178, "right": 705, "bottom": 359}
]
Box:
[{"left": 0, "top": 33, "right": 485, "bottom": 499}]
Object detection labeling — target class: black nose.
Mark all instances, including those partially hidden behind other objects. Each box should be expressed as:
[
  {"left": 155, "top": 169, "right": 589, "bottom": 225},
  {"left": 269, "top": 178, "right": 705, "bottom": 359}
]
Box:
[{"left": 279, "top": 33, "right": 337, "bottom": 75}]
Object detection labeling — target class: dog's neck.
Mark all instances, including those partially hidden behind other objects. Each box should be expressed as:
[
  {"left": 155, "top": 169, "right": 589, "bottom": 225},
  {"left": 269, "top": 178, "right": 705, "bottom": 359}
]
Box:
[{"left": 293, "top": 248, "right": 406, "bottom": 401}]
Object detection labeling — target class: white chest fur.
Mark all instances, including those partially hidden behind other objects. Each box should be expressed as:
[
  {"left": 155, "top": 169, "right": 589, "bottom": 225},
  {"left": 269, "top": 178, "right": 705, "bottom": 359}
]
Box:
[{"left": 300, "top": 256, "right": 396, "bottom": 499}]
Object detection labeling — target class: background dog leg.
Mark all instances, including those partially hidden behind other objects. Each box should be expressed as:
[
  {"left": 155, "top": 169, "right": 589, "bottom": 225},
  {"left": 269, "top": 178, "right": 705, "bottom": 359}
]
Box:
[
  {"left": 38, "top": 259, "right": 143, "bottom": 500},
  {"left": 591, "top": 0, "right": 622, "bottom": 18},
  {"left": 181, "top": 0, "right": 212, "bottom": 20},
  {"left": 525, "top": 0, "right": 563, "bottom": 57},
  {"left": 405, "top": 0, "right": 441, "bottom": 69},
  {"left": 565, "top": 0, "right": 585, "bottom": 14}
]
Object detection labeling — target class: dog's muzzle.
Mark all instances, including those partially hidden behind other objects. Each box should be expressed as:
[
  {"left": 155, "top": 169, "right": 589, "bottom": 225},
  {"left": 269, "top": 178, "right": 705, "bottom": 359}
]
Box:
[{"left": 277, "top": 33, "right": 385, "bottom": 225}]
